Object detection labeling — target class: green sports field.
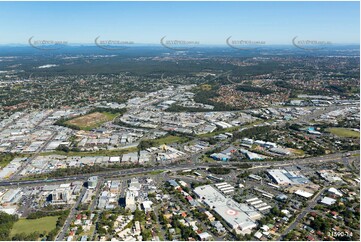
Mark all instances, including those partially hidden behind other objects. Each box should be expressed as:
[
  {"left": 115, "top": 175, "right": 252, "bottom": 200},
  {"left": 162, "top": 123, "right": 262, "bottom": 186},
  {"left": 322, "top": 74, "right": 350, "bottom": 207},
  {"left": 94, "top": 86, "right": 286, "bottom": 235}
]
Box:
[
  {"left": 10, "top": 216, "right": 58, "bottom": 237},
  {"left": 326, "top": 127, "right": 360, "bottom": 138}
]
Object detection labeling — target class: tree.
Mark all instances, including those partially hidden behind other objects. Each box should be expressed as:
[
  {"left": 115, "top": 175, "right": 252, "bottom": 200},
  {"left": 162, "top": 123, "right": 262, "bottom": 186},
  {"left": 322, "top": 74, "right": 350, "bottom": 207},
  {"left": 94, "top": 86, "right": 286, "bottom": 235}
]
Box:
[
  {"left": 0, "top": 212, "right": 18, "bottom": 240},
  {"left": 56, "top": 144, "right": 70, "bottom": 152},
  {"left": 77, "top": 225, "right": 84, "bottom": 235},
  {"left": 141, "top": 229, "right": 152, "bottom": 240}
]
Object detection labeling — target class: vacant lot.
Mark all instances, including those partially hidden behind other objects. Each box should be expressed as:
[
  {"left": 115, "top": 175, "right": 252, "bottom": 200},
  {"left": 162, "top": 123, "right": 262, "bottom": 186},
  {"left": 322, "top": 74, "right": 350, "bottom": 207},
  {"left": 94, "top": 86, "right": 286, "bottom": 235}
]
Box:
[
  {"left": 200, "top": 84, "right": 212, "bottom": 91},
  {"left": 152, "top": 135, "right": 189, "bottom": 146},
  {"left": 10, "top": 216, "right": 58, "bottom": 236},
  {"left": 326, "top": 128, "right": 360, "bottom": 138},
  {"left": 65, "top": 112, "right": 118, "bottom": 130}
]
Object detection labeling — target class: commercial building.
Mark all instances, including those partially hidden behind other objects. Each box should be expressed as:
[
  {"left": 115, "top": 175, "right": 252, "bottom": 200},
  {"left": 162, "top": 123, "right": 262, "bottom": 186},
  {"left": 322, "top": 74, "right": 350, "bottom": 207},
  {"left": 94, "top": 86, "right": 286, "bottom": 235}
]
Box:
[
  {"left": 294, "top": 190, "right": 313, "bottom": 198},
  {"left": 125, "top": 191, "right": 137, "bottom": 212},
  {"left": 125, "top": 178, "right": 142, "bottom": 212},
  {"left": 88, "top": 176, "right": 98, "bottom": 189},
  {"left": 214, "top": 182, "right": 235, "bottom": 194},
  {"left": 51, "top": 189, "right": 70, "bottom": 205},
  {"left": 194, "top": 185, "right": 261, "bottom": 233},
  {"left": 0, "top": 188, "right": 22, "bottom": 205},
  {"left": 141, "top": 200, "right": 153, "bottom": 212},
  {"left": 267, "top": 169, "right": 309, "bottom": 185},
  {"left": 210, "top": 153, "right": 231, "bottom": 161},
  {"left": 168, "top": 180, "right": 180, "bottom": 189},
  {"left": 320, "top": 197, "right": 336, "bottom": 206}
]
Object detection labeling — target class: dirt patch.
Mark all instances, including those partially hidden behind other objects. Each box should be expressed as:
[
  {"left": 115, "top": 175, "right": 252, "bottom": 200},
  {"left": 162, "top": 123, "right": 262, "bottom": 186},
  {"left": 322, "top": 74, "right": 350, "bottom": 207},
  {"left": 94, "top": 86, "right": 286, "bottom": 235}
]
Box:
[{"left": 65, "top": 112, "right": 116, "bottom": 130}]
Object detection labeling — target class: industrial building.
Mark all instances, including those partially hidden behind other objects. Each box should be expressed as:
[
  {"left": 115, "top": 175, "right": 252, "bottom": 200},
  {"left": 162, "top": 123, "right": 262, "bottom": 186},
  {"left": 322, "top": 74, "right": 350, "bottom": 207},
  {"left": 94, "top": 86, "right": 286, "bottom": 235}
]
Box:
[
  {"left": 210, "top": 153, "right": 231, "bottom": 161},
  {"left": 0, "top": 188, "right": 22, "bottom": 205},
  {"left": 269, "top": 147, "right": 291, "bottom": 156},
  {"left": 267, "top": 169, "right": 309, "bottom": 185},
  {"left": 240, "top": 149, "right": 264, "bottom": 160}
]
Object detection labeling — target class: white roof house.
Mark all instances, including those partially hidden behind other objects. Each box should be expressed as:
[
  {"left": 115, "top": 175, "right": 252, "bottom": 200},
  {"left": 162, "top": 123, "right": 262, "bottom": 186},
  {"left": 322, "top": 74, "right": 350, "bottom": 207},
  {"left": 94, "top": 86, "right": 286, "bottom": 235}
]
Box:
[
  {"left": 198, "top": 232, "right": 212, "bottom": 241},
  {"left": 328, "top": 187, "right": 343, "bottom": 197}
]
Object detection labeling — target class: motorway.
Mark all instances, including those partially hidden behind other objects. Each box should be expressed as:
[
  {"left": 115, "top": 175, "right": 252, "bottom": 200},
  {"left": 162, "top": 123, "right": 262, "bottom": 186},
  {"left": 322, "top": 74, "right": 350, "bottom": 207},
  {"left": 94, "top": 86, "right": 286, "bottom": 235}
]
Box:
[
  {"left": 0, "top": 150, "right": 358, "bottom": 188},
  {"left": 1, "top": 105, "right": 358, "bottom": 186}
]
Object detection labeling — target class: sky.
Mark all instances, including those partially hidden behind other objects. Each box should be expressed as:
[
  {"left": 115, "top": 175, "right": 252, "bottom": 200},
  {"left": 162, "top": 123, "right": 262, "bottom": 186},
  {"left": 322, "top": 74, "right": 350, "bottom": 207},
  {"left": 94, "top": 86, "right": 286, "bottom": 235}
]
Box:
[{"left": 0, "top": 1, "right": 359, "bottom": 45}]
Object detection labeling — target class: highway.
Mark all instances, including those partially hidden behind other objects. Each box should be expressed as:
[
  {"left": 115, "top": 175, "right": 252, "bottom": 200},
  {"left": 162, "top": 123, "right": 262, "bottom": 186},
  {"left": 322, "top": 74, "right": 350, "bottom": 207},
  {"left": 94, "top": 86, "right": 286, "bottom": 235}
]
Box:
[
  {"left": 0, "top": 163, "right": 200, "bottom": 187},
  {"left": 0, "top": 150, "right": 358, "bottom": 188},
  {"left": 3, "top": 103, "right": 354, "bottom": 186}
]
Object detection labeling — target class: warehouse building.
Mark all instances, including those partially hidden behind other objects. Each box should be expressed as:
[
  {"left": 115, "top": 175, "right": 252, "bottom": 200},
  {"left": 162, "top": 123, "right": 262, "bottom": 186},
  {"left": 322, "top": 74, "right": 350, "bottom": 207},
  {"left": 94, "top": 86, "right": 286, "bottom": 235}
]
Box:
[{"left": 267, "top": 169, "right": 309, "bottom": 185}]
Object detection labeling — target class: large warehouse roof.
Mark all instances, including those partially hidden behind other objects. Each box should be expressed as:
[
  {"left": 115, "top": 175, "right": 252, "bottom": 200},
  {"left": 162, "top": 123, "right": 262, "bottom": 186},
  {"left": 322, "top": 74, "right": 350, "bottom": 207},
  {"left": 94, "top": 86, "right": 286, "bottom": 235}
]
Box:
[{"left": 194, "top": 185, "right": 261, "bottom": 231}]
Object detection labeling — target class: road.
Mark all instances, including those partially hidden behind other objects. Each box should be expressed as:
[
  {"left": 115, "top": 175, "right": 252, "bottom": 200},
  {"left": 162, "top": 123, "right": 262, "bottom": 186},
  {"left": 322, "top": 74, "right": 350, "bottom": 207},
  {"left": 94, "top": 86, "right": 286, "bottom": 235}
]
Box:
[
  {"left": 1, "top": 151, "right": 358, "bottom": 188},
  {"left": 5, "top": 101, "right": 351, "bottom": 183},
  {"left": 56, "top": 186, "right": 87, "bottom": 241},
  {"left": 89, "top": 177, "right": 103, "bottom": 211},
  {"left": 6, "top": 109, "right": 55, "bottom": 179},
  {"left": 0, "top": 163, "right": 199, "bottom": 187},
  {"left": 278, "top": 189, "right": 325, "bottom": 240},
  {"left": 88, "top": 178, "right": 103, "bottom": 240},
  {"left": 277, "top": 187, "right": 328, "bottom": 240},
  {"left": 276, "top": 105, "right": 355, "bottom": 128},
  {"left": 10, "top": 130, "right": 58, "bottom": 180},
  {"left": 0, "top": 112, "right": 28, "bottom": 133}
]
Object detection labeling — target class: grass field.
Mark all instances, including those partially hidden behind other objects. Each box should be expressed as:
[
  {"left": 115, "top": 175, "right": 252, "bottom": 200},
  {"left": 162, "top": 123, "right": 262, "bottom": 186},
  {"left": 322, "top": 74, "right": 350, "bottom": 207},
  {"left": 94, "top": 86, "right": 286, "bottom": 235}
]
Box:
[
  {"left": 201, "top": 155, "right": 217, "bottom": 163},
  {"left": 151, "top": 135, "right": 189, "bottom": 146},
  {"left": 10, "top": 216, "right": 58, "bottom": 237},
  {"left": 65, "top": 112, "right": 118, "bottom": 130},
  {"left": 147, "top": 170, "right": 165, "bottom": 175},
  {"left": 0, "top": 154, "right": 14, "bottom": 168},
  {"left": 40, "top": 146, "right": 138, "bottom": 157},
  {"left": 326, "top": 128, "right": 360, "bottom": 138}
]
